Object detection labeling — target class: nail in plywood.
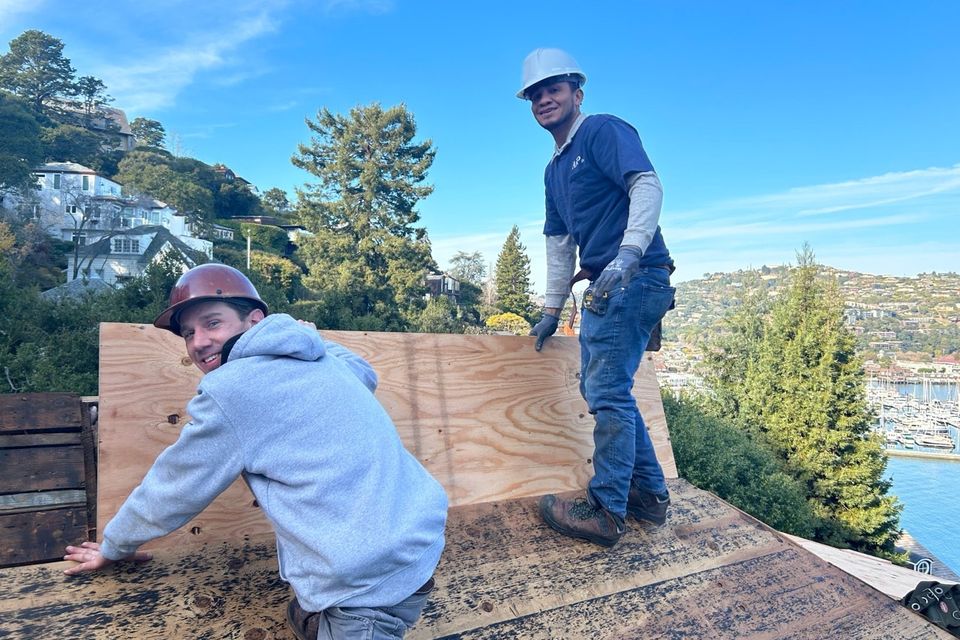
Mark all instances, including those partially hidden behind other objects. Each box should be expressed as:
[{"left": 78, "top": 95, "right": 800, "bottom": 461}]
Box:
[
  {"left": 1, "top": 479, "right": 949, "bottom": 639},
  {"left": 96, "top": 323, "right": 676, "bottom": 550}
]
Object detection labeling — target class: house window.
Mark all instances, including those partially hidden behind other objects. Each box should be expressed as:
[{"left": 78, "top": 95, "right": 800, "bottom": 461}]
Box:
[
  {"left": 32, "top": 204, "right": 41, "bottom": 219},
  {"left": 72, "top": 233, "right": 86, "bottom": 247},
  {"left": 112, "top": 238, "right": 140, "bottom": 253},
  {"left": 82, "top": 175, "right": 90, "bottom": 191},
  {"left": 66, "top": 205, "right": 79, "bottom": 215},
  {"left": 53, "top": 174, "right": 61, "bottom": 189}
]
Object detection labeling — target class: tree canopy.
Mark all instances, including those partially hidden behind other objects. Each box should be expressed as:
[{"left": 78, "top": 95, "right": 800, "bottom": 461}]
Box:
[
  {"left": 130, "top": 117, "right": 166, "bottom": 149},
  {"left": 0, "top": 30, "right": 76, "bottom": 114},
  {"left": 448, "top": 250, "right": 486, "bottom": 286},
  {"left": 292, "top": 102, "right": 437, "bottom": 330},
  {"left": 702, "top": 246, "right": 901, "bottom": 555},
  {"left": 0, "top": 92, "right": 43, "bottom": 193}
]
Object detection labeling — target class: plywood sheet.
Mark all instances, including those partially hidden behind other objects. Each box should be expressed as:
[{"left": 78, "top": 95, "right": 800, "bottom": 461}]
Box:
[
  {"left": 2, "top": 479, "right": 948, "bottom": 639},
  {"left": 96, "top": 323, "right": 675, "bottom": 550}
]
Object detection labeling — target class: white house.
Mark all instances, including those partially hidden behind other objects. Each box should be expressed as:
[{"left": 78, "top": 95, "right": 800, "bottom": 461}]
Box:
[
  {"left": 15, "top": 163, "right": 204, "bottom": 247},
  {"left": 4, "top": 162, "right": 214, "bottom": 285},
  {"left": 67, "top": 225, "right": 210, "bottom": 286}
]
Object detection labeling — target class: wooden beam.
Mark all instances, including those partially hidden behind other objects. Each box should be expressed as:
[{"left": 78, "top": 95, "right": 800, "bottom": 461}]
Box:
[
  {"left": 0, "top": 508, "right": 87, "bottom": 566},
  {"left": 96, "top": 323, "right": 676, "bottom": 550},
  {"left": 0, "top": 393, "right": 82, "bottom": 432},
  {"left": 0, "top": 447, "right": 85, "bottom": 492}
]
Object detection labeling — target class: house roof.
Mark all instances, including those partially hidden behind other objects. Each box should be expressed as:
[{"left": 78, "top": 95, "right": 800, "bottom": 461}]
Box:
[
  {"left": 36, "top": 162, "right": 98, "bottom": 174},
  {"left": 100, "top": 107, "right": 133, "bottom": 136},
  {"left": 78, "top": 225, "right": 208, "bottom": 267},
  {"left": 40, "top": 274, "right": 114, "bottom": 301}
]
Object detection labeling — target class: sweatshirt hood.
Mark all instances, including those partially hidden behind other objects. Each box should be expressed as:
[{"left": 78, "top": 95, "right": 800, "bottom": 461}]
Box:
[{"left": 228, "top": 314, "right": 326, "bottom": 364}]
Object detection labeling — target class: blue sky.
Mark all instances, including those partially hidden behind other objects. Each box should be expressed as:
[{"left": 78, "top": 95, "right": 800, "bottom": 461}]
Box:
[{"left": 3, "top": 1, "right": 958, "bottom": 290}]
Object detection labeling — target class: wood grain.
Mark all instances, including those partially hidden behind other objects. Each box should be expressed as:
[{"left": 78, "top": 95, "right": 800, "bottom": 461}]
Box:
[
  {"left": 2, "top": 479, "right": 948, "bottom": 639},
  {"left": 0, "top": 393, "right": 82, "bottom": 432},
  {"left": 0, "top": 507, "right": 87, "bottom": 566},
  {"left": 97, "top": 323, "right": 676, "bottom": 550},
  {"left": 0, "top": 447, "right": 84, "bottom": 492}
]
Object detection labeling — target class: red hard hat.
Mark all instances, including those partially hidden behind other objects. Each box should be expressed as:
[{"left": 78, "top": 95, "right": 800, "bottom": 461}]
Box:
[{"left": 153, "top": 263, "right": 268, "bottom": 334}]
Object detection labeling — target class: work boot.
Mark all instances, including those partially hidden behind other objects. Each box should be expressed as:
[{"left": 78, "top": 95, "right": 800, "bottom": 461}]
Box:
[
  {"left": 286, "top": 598, "right": 321, "bottom": 640},
  {"left": 539, "top": 492, "right": 624, "bottom": 547},
  {"left": 627, "top": 486, "right": 670, "bottom": 526}
]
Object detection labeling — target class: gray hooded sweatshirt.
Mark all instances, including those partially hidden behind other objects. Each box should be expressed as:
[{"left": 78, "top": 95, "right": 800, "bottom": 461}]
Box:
[{"left": 100, "top": 314, "right": 448, "bottom": 612}]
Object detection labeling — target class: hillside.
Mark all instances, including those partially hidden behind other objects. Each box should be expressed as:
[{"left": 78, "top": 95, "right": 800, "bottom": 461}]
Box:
[{"left": 664, "top": 266, "right": 960, "bottom": 360}]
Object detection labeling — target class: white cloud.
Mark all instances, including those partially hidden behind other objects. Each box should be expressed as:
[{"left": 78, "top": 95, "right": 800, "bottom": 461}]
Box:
[
  {"left": 323, "top": 0, "right": 394, "bottom": 14},
  {"left": 93, "top": 10, "right": 279, "bottom": 113},
  {"left": 671, "top": 164, "right": 960, "bottom": 224},
  {"left": 0, "top": 0, "right": 38, "bottom": 31}
]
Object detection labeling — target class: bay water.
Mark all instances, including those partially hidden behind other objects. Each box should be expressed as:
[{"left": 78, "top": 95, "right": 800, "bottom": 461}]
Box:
[{"left": 886, "top": 455, "right": 960, "bottom": 575}]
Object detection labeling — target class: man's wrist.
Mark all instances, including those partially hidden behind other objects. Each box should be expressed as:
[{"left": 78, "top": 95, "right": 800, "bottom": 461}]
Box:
[{"left": 544, "top": 307, "right": 561, "bottom": 317}]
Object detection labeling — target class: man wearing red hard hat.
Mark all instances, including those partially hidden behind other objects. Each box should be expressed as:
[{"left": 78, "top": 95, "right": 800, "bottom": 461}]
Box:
[{"left": 64, "top": 263, "right": 448, "bottom": 639}]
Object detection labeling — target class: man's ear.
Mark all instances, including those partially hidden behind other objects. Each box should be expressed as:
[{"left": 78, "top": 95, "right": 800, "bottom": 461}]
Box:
[
  {"left": 248, "top": 309, "right": 266, "bottom": 325},
  {"left": 575, "top": 87, "right": 584, "bottom": 108}
]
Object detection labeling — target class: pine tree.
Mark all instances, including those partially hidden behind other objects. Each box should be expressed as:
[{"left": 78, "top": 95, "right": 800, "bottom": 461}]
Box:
[
  {"left": 291, "top": 103, "right": 437, "bottom": 330},
  {"left": 704, "top": 246, "right": 901, "bottom": 555},
  {"left": 494, "top": 226, "right": 534, "bottom": 320},
  {"left": 0, "top": 30, "right": 77, "bottom": 114}
]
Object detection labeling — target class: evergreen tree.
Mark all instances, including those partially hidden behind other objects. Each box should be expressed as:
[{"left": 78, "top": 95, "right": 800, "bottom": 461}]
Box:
[
  {"left": 0, "top": 30, "right": 77, "bottom": 114},
  {"left": 291, "top": 103, "right": 436, "bottom": 329},
  {"left": 704, "top": 246, "right": 901, "bottom": 555},
  {"left": 0, "top": 93, "right": 43, "bottom": 195},
  {"left": 261, "top": 187, "right": 291, "bottom": 215},
  {"left": 130, "top": 117, "right": 166, "bottom": 148},
  {"left": 494, "top": 225, "right": 534, "bottom": 320},
  {"left": 75, "top": 75, "right": 111, "bottom": 120}
]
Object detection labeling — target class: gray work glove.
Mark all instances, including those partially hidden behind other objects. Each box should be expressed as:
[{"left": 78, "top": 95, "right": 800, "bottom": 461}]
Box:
[
  {"left": 529, "top": 313, "right": 560, "bottom": 352},
  {"left": 592, "top": 246, "right": 642, "bottom": 298}
]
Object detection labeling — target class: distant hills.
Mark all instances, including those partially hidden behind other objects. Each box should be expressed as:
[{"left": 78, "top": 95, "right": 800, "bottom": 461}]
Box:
[{"left": 664, "top": 266, "right": 960, "bottom": 360}]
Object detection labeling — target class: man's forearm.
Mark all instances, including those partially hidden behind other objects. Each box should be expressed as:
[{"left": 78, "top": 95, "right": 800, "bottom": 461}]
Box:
[
  {"left": 623, "top": 171, "right": 663, "bottom": 255},
  {"left": 545, "top": 234, "right": 576, "bottom": 310}
]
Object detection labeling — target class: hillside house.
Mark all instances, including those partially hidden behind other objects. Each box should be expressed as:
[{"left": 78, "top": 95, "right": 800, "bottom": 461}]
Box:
[
  {"left": 67, "top": 225, "right": 209, "bottom": 286},
  {"left": 426, "top": 272, "right": 461, "bottom": 302},
  {"left": 4, "top": 162, "right": 213, "bottom": 283}
]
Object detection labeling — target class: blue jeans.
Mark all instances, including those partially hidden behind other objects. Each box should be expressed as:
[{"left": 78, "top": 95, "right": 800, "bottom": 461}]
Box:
[
  {"left": 580, "top": 267, "right": 676, "bottom": 517},
  {"left": 311, "top": 586, "right": 432, "bottom": 639}
]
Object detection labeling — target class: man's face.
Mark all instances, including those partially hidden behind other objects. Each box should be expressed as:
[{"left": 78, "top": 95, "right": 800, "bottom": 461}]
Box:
[
  {"left": 529, "top": 80, "right": 582, "bottom": 132},
  {"left": 178, "top": 301, "right": 263, "bottom": 374}
]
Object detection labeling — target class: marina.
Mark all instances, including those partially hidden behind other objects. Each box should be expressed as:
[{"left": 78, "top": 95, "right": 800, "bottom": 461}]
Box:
[{"left": 868, "top": 377, "right": 960, "bottom": 456}]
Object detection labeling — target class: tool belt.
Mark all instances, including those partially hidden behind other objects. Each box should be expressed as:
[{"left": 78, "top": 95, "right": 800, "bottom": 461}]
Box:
[{"left": 564, "top": 266, "right": 675, "bottom": 351}]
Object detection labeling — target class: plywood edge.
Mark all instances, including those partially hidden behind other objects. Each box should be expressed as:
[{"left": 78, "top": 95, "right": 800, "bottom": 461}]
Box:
[{"left": 783, "top": 533, "right": 958, "bottom": 600}]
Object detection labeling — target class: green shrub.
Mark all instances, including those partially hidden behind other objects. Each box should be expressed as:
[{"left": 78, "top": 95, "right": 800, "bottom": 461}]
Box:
[
  {"left": 664, "top": 392, "right": 817, "bottom": 537},
  {"left": 239, "top": 223, "right": 289, "bottom": 253}
]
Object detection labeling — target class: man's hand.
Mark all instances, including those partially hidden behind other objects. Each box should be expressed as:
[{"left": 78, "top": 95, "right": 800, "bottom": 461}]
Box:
[
  {"left": 593, "top": 246, "right": 642, "bottom": 298},
  {"left": 529, "top": 313, "right": 560, "bottom": 352},
  {"left": 63, "top": 541, "right": 153, "bottom": 576}
]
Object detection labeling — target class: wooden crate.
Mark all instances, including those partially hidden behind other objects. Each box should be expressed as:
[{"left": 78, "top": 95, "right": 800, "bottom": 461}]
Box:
[{"left": 0, "top": 393, "right": 96, "bottom": 567}]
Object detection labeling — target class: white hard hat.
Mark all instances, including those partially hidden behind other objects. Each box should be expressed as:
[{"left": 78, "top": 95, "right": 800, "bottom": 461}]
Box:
[{"left": 517, "top": 48, "right": 587, "bottom": 100}]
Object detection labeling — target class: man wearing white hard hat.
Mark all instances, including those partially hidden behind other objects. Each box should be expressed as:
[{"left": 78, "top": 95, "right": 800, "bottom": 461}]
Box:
[{"left": 521, "top": 48, "right": 677, "bottom": 548}]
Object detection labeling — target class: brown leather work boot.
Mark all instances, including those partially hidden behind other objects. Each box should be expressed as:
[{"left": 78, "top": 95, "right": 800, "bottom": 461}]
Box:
[
  {"left": 627, "top": 486, "right": 670, "bottom": 526},
  {"left": 286, "top": 598, "right": 321, "bottom": 640},
  {"left": 539, "top": 492, "right": 625, "bottom": 547}
]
